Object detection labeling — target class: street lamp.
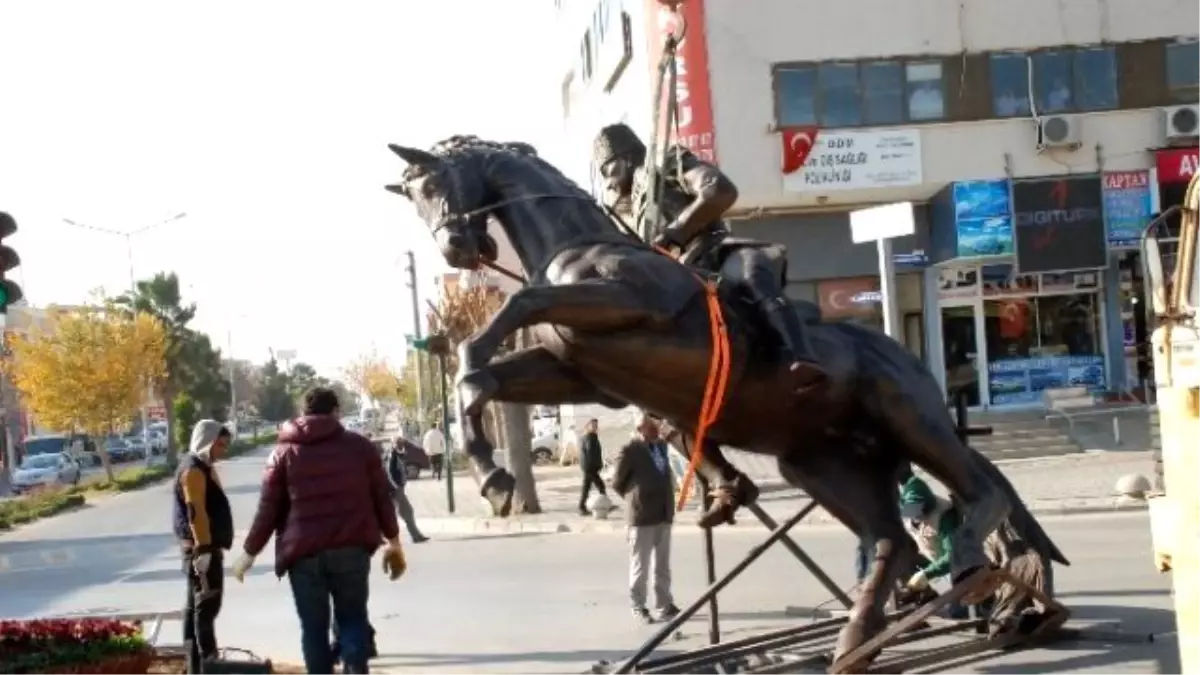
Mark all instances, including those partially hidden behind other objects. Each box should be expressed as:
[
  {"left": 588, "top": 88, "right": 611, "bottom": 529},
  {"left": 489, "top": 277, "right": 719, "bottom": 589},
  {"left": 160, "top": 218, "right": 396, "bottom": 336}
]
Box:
[
  {"left": 61, "top": 213, "right": 189, "bottom": 455},
  {"left": 62, "top": 212, "right": 187, "bottom": 296}
]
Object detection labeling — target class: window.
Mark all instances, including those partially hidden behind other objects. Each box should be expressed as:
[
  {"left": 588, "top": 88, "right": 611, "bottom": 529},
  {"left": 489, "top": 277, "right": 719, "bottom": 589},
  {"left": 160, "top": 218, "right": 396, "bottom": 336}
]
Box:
[
  {"left": 774, "top": 59, "right": 945, "bottom": 128},
  {"left": 1033, "top": 51, "right": 1074, "bottom": 113},
  {"left": 819, "top": 63, "right": 862, "bottom": 127},
  {"left": 990, "top": 53, "right": 1032, "bottom": 117},
  {"left": 906, "top": 62, "right": 945, "bottom": 121},
  {"left": 1073, "top": 48, "right": 1118, "bottom": 111},
  {"left": 776, "top": 67, "right": 817, "bottom": 126},
  {"left": 1166, "top": 41, "right": 1200, "bottom": 103},
  {"left": 862, "top": 62, "right": 905, "bottom": 125}
]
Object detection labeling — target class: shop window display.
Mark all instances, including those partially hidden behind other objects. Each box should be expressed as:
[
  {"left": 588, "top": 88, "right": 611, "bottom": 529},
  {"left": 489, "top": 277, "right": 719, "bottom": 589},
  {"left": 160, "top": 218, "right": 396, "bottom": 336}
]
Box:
[{"left": 985, "top": 292, "right": 1105, "bottom": 404}]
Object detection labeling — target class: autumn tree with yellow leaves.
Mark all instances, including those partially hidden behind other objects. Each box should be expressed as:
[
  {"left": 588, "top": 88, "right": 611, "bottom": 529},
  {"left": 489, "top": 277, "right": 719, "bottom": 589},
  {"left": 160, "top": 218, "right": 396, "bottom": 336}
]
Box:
[
  {"left": 4, "top": 304, "right": 168, "bottom": 482},
  {"left": 427, "top": 282, "right": 541, "bottom": 514}
]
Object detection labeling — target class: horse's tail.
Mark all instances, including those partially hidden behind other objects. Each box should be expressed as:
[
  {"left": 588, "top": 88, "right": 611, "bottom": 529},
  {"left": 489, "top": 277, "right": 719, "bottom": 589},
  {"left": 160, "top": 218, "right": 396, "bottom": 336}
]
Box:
[{"left": 969, "top": 447, "right": 1071, "bottom": 566}]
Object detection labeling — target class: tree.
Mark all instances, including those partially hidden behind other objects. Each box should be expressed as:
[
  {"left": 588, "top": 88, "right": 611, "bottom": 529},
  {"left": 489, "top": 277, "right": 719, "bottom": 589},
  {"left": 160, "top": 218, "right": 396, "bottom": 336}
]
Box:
[
  {"left": 255, "top": 357, "right": 295, "bottom": 423},
  {"left": 222, "top": 358, "right": 262, "bottom": 416},
  {"left": 343, "top": 352, "right": 404, "bottom": 408},
  {"left": 428, "top": 283, "right": 540, "bottom": 513},
  {"left": 173, "top": 392, "right": 198, "bottom": 451},
  {"left": 288, "top": 362, "right": 319, "bottom": 399},
  {"left": 4, "top": 304, "right": 167, "bottom": 481},
  {"left": 114, "top": 272, "right": 197, "bottom": 467},
  {"left": 178, "top": 331, "right": 231, "bottom": 421}
]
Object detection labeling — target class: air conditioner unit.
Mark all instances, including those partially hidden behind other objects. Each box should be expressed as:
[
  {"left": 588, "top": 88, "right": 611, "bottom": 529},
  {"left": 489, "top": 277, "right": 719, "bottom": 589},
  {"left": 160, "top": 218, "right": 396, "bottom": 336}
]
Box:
[
  {"left": 1036, "top": 115, "right": 1081, "bottom": 151},
  {"left": 1163, "top": 104, "right": 1199, "bottom": 141}
]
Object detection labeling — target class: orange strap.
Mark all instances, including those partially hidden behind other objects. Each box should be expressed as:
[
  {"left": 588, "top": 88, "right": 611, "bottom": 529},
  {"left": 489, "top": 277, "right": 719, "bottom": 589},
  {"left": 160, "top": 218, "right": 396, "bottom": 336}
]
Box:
[{"left": 651, "top": 244, "right": 733, "bottom": 511}]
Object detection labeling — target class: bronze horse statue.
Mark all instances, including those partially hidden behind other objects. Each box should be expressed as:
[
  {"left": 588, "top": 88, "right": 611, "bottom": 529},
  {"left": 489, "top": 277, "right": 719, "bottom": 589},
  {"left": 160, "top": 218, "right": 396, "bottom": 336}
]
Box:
[{"left": 385, "top": 135, "right": 1067, "bottom": 663}]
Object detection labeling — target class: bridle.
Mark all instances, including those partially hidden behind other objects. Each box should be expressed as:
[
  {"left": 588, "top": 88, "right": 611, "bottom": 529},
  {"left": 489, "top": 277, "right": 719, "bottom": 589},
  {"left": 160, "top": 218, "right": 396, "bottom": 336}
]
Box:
[{"left": 428, "top": 191, "right": 646, "bottom": 287}]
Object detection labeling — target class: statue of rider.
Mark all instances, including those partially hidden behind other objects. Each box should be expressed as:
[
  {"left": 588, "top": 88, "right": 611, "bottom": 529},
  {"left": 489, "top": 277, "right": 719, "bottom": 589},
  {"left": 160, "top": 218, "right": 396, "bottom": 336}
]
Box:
[{"left": 592, "top": 123, "right": 828, "bottom": 393}]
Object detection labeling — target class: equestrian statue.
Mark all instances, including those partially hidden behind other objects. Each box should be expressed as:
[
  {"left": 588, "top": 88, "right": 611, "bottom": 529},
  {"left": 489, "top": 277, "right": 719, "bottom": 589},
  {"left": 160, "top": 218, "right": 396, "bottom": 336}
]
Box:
[{"left": 384, "top": 134, "right": 1068, "bottom": 665}]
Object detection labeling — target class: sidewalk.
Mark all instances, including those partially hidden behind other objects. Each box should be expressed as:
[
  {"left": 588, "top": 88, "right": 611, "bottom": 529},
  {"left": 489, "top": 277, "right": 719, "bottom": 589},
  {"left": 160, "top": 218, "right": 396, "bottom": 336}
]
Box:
[{"left": 405, "top": 450, "right": 1157, "bottom": 537}]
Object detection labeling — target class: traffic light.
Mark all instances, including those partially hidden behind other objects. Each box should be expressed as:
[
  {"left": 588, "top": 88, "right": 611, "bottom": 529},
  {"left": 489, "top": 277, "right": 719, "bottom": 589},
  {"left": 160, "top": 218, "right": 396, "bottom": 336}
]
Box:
[
  {"left": 0, "top": 212, "right": 23, "bottom": 315},
  {"left": 405, "top": 333, "right": 449, "bottom": 355}
]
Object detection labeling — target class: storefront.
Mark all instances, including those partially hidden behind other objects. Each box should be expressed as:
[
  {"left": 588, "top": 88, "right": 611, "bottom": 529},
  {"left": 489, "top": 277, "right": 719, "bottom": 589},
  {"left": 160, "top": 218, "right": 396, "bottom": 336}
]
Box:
[
  {"left": 734, "top": 210, "right": 931, "bottom": 363},
  {"left": 927, "top": 175, "right": 1113, "bottom": 409}
]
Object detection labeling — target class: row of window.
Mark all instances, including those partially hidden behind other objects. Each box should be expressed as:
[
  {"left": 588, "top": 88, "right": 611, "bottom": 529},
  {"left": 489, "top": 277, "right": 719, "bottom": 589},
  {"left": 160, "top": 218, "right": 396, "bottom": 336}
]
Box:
[{"left": 774, "top": 40, "right": 1199, "bottom": 129}]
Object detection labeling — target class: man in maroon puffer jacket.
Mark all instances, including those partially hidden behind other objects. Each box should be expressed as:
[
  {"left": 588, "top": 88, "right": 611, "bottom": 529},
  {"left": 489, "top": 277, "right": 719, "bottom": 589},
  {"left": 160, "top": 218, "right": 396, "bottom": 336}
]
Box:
[{"left": 232, "top": 387, "right": 405, "bottom": 674}]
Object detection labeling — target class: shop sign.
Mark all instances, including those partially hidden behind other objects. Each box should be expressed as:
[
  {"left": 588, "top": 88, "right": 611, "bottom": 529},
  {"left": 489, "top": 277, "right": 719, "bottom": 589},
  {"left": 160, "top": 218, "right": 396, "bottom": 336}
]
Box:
[
  {"left": 1040, "top": 270, "right": 1100, "bottom": 294},
  {"left": 937, "top": 267, "right": 980, "bottom": 299},
  {"left": 783, "top": 129, "right": 922, "bottom": 193},
  {"left": 1012, "top": 176, "right": 1107, "bottom": 274},
  {"left": 951, "top": 180, "right": 1013, "bottom": 258},
  {"left": 1102, "top": 170, "right": 1152, "bottom": 249},
  {"left": 818, "top": 277, "right": 880, "bottom": 319},
  {"left": 988, "top": 355, "right": 1106, "bottom": 405},
  {"left": 980, "top": 264, "right": 1038, "bottom": 297},
  {"left": 1154, "top": 146, "right": 1199, "bottom": 185},
  {"left": 644, "top": 0, "right": 717, "bottom": 163}
]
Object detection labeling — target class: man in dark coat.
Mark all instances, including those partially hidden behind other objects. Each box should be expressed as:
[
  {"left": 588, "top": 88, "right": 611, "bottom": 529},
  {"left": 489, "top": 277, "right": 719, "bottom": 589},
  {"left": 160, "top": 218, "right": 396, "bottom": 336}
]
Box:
[{"left": 577, "top": 418, "right": 607, "bottom": 516}]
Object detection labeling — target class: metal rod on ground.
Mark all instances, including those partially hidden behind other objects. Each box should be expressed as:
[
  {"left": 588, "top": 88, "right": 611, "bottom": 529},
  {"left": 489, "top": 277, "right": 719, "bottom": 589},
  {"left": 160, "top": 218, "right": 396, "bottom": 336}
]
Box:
[
  {"left": 614, "top": 500, "right": 818, "bottom": 674},
  {"left": 698, "top": 477, "right": 720, "bottom": 646},
  {"left": 438, "top": 350, "right": 455, "bottom": 514},
  {"left": 745, "top": 503, "right": 854, "bottom": 609}
]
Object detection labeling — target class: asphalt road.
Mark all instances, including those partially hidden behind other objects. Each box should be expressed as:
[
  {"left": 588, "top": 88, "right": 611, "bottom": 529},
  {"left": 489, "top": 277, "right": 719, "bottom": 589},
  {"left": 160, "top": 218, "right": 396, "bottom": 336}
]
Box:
[{"left": 0, "top": 447, "right": 1180, "bottom": 674}]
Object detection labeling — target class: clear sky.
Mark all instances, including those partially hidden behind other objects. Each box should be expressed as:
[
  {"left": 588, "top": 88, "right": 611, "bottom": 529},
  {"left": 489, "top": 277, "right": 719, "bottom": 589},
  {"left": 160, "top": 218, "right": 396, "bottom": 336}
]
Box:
[{"left": 0, "top": 1, "right": 561, "bottom": 376}]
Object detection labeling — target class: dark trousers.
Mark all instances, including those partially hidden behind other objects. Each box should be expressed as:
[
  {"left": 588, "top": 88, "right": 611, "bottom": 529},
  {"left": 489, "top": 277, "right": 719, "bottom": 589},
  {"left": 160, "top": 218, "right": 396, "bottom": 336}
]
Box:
[
  {"left": 392, "top": 486, "right": 424, "bottom": 541},
  {"left": 183, "top": 550, "right": 224, "bottom": 670},
  {"left": 288, "top": 547, "right": 372, "bottom": 674},
  {"left": 579, "top": 470, "right": 606, "bottom": 511},
  {"left": 430, "top": 455, "right": 444, "bottom": 480}
]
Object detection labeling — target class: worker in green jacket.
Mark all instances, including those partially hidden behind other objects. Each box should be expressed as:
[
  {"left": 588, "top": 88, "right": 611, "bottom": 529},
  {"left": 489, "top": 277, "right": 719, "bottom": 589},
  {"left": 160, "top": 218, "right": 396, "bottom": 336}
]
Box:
[{"left": 899, "top": 474, "right": 958, "bottom": 592}]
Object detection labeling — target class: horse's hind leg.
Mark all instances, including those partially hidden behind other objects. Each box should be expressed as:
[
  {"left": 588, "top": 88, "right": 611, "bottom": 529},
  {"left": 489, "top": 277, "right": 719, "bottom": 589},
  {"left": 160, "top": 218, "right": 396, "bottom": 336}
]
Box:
[
  {"left": 863, "top": 379, "right": 1008, "bottom": 587},
  {"left": 662, "top": 433, "right": 759, "bottom": 527},
  {"left": 455, "top": 345, "right": 619, "bottom": 516},
  {"left": 778, "top": 449, "right": 916, "bottom": 667}
]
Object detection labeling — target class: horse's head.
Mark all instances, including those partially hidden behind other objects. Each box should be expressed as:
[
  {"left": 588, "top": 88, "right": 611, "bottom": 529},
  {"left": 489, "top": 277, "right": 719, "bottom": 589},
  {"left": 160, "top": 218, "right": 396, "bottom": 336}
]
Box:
[{"left": 385, "top": 139, "right": 497, "bottom": 270}]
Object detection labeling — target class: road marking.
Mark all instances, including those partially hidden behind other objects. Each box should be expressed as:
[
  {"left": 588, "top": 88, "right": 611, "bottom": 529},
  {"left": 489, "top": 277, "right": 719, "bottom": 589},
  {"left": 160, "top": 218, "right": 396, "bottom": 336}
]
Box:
[{"left": 40, "top": 548, "right": 77, "bottom": 566}]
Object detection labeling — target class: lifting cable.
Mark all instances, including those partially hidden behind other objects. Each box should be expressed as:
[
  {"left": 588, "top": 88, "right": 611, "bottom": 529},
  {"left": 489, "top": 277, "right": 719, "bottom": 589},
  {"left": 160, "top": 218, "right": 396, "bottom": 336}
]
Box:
[{"left": 641, "top": 1, "right": 733, "bottom": 512}]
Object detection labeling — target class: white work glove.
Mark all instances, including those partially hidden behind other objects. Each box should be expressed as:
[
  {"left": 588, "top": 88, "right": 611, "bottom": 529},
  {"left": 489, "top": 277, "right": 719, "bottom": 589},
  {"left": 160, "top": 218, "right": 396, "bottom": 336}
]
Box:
[
  {"left": 905, "top": 570, "right": 930, "bottom": 591},
  {"left": 192, "top": 552, "right": 212, "bottom": 575},
  {"left": 232, "top": 552, "right": 256, "bottom": 583}
]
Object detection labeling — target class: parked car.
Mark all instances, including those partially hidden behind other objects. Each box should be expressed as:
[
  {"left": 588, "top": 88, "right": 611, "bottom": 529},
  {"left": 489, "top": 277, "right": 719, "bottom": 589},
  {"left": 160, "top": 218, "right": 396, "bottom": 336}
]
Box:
[
  {"left": 123, "top": 437, "right": 149, "bottom": 460},
  {"left": 146, "top": 430, "right": 168, "bottom": 454},
  {"left": 104, "top": 438, "right": 133, "bottom": 462},
  {"left": 11, "top": 452, "right": 81, "bottom": 493},
  {"left": 23, "top": 434, "right": 69, "bottom": 458},
  {"left": 531, "top": 429, "right": 559, "bottom": 465}
]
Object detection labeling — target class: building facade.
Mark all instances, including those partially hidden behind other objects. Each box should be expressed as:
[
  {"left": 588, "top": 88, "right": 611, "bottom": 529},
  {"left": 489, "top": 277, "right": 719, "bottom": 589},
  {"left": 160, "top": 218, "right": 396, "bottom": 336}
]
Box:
[{"left": 555, "top": 0, "right": 1198, "bottom": 411}]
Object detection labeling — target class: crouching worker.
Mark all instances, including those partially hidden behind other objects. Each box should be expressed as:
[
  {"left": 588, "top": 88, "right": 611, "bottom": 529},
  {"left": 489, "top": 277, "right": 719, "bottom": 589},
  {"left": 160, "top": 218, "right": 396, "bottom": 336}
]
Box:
[
  {"left": 983, "top": 521, "right": 1059, "bottom": 638},
  {"left": 897, "top": 471, "right": 991, "bottom": 621}
]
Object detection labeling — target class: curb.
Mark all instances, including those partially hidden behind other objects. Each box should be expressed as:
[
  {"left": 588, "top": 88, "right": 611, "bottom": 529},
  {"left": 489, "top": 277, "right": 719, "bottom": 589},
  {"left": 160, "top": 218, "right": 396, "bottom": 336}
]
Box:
[{"left": 418, "top": 500, "right": 1150, "bottom": 537}]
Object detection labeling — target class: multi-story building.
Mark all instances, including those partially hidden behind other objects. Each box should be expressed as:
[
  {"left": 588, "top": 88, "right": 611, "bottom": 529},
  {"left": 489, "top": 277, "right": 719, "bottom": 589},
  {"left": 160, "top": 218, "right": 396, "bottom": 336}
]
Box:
[{"left": 556, "top": 0, "right": 1198, "bottom": 412}]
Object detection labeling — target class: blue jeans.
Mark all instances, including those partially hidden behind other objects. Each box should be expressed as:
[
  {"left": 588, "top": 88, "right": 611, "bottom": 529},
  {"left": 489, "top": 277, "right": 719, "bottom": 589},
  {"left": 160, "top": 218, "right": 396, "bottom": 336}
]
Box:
[{"left": 288, "top": 546, "right": 372, "bottom": 674}]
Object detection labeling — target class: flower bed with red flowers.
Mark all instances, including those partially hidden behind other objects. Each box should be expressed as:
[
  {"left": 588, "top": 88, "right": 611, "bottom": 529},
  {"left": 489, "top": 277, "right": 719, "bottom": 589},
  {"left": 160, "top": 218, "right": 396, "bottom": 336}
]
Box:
[{"left": 0, "top": 619, "right": 152, "bottom": 674}]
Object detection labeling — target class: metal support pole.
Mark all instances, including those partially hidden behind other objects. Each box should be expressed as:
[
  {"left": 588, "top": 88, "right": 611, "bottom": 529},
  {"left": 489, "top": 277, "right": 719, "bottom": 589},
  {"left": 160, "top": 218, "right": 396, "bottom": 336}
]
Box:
[
  {"left": 698, "top": 477, "right": 720, "bottom": 646},
  {"left": 405, "top": 250, "right": 426, "bottom": 424},
  {"left": 745, "top": 503, "right": 854, "bottom": 609},
  {"left": 614, "top": 500, "right": 819, "bottom": 674},
  {"left": 439, "top": 352, "right": 455, "bottom": 514}
]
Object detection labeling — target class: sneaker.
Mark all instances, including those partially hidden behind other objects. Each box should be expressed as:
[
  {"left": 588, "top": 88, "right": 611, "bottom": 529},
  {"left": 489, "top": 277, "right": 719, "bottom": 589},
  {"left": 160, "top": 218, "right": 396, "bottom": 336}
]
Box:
[
  {"left": 658, "top": 605, "right": 682, "bottom": 621},
  {"left": 412, "top": 535, "right": 430, "bottom": 543},
  {"left": 632, "top": 607, "right": 654, "bottom": 624}
]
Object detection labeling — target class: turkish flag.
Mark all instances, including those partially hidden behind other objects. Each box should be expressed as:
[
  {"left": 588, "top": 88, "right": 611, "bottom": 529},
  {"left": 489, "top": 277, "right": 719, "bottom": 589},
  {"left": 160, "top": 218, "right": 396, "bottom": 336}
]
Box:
[{"left": 781, "top": 126, "right": 819, "bottom": 174}]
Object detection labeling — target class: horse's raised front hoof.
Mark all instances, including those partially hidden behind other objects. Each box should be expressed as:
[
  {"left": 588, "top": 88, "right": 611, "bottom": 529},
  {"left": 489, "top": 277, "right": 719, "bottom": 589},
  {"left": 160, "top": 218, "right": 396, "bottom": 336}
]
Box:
[
  {"left": 479, "top": 468, "right": 516, "bottom": 517},
  {"left": 830, "top": 611, "right": 887, "bottom": 673},
  {"left": 696, "top": 475, "right": 760, "bottom": 529}
]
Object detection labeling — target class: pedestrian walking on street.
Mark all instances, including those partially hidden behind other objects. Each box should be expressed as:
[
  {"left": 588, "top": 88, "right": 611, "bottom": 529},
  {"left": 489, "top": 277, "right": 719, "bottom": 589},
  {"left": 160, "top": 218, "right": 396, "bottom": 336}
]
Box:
[
  {"left": 232, "top": 387, "right": 407, "bottom": 674},
  {"left": 387, "top": 435, "right": 429, "bottom": 543},
  {"left": 423, "top": 421, "right": 446, "bottom": 481},
  {"left": 174, "top": 420, "right": 234, "bottom": 673},
  {"left": 612, "top": 412, "right": 681, "bottom": 624},
  {"left": 578, "top": 418, "right": 607, "bottom": 516}
]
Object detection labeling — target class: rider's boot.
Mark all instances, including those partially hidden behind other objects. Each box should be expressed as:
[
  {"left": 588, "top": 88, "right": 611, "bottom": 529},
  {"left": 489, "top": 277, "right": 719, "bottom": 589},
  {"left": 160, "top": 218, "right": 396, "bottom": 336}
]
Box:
[
  {"left": 698, "top": 470, "right": 761, "bottom": 529},
  {"left": 760, "top": 296, "right": 829, "bottom": 394}
]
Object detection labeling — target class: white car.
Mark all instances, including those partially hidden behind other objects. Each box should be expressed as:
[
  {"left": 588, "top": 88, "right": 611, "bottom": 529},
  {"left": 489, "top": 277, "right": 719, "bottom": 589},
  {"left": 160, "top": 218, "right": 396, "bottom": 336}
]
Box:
[
  {"left": 531, "top": 430, "right": 559, "bottom": 464},
  {"left": 12, "top": 452, "right": 81, "bottom": 493}
]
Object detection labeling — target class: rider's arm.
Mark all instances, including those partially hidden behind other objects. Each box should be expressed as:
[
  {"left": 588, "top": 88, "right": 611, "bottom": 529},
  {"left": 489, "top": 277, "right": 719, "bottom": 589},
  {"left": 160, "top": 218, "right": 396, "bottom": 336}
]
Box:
[{"left": 660, "top": 147, "right": 738, "bottom": 245}]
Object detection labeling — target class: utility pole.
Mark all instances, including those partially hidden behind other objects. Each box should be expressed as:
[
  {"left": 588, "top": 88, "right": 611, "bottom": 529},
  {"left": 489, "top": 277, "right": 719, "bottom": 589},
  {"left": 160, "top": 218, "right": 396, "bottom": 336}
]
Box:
[{"left": 404, "top": 251, "right": 426, "bottom": 425}]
